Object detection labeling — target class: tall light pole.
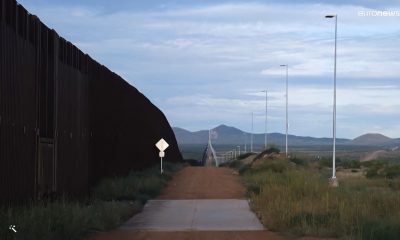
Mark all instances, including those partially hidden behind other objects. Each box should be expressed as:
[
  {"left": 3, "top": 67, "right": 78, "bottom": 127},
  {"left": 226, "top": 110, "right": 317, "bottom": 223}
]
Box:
[
  {"left": 244, "top": 133, "right": 247, "bottom": 153},
  {"left": 326, "top": 14, "right": 338, "bottom": 187},
  {"left": 261, "top": 90, "right": 268, "bottom": 150},
  {"left": 280, "top": 64, "right": 289, "bottom": 158},
  {"left": 251, "top": 112, "right": 254, "bottom": 152}
]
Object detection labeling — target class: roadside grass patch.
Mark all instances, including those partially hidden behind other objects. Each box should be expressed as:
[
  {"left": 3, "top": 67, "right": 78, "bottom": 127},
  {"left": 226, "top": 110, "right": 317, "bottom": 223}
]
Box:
[
  {"left": 1, "top": 162, "right": 182, "bottom": 240},
  {"left": 0, "top": 199, "right": 141, "bottom": 240},
  {"left": 92, "top": 166, "right": 171, "bottom": 203},
  {"left": 243, "top": 159, "right": 400, "bottom": 239}
]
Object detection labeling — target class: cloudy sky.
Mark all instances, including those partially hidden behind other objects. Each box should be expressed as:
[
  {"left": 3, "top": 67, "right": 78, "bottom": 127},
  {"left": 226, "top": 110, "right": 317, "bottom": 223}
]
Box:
[{"left": 19, "top": 0, "right": 400, "bottom": 138}]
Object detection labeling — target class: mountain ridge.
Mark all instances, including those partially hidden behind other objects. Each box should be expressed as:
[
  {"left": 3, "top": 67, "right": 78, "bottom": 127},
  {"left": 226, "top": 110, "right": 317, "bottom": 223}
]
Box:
[
  {"left": 173, "top": 124, "right": 399, "bottom": 147},
  {"left": 351, "top": 133, "right": 393, "bottom": 145}
]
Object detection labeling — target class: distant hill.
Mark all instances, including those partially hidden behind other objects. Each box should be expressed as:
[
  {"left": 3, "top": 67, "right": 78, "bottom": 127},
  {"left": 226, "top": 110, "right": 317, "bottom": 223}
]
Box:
[
  {"left": 351, "top": 133, "right": 393, "bottom": 146},
  {"left": 173, "top": 124, "right": 351, "bottom": 146}
]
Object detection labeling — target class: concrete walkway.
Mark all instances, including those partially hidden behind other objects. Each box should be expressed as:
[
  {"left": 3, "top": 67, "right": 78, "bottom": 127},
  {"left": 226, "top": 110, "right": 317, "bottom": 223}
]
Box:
[
  {"left": 90, "top": 167, "right": 284, "bottom": 240},
  {"left": 120, "top": 199, "right": 264, "bottom": 231}
]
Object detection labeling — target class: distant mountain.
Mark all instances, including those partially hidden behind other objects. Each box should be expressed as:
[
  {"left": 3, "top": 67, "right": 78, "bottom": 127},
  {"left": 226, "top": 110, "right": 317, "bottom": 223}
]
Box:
[
  {"left": 351, "top": 133, "right": 393, "bottom": 146},
  {"left": 173, "top": 124, "right": 351, "bottom": 146},
  {"left": 172, "top": 127, "right": 209, "bottom": 144}
]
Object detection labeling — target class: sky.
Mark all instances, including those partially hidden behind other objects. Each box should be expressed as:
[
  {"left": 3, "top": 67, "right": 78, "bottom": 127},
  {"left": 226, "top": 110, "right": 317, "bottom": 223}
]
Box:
[{"left": 18, "top": 0, "right": 400, "bottom": 138}]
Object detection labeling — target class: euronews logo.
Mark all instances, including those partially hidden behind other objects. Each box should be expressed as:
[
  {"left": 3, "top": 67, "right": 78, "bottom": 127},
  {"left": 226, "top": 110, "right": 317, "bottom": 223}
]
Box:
[{"left": 358, "top": 10, "right": 400, "bottom": 17}]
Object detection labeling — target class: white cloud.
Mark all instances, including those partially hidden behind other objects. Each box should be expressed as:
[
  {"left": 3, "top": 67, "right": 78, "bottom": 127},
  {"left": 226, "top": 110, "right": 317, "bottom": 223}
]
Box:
[{"left": 18, "top": 1, "right": 400, "bottom": 138}]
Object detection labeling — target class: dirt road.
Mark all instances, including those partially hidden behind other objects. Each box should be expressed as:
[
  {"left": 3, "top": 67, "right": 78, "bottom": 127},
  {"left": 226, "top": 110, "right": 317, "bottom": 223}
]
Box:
[
  {"left": 360, "top": 150, "right": 386, "bottom": 162},
  {"left": 90, "top": 167, "right": 284, "bottom": 240},
  {"left": 158, "top": 167, "right": 245, "bottom": 199}
]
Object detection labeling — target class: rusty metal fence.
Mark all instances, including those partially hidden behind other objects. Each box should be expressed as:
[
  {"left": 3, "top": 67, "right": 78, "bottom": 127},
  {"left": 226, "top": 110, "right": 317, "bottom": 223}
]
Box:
[{"left": 0, "top": 0, "right": 182, "bottom": 204}]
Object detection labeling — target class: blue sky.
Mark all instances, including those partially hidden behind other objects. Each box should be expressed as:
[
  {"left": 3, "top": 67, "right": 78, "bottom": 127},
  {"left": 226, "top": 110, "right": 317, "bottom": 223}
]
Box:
[{"left": 19, "top": 0, "right": 400, "bottom": 138}]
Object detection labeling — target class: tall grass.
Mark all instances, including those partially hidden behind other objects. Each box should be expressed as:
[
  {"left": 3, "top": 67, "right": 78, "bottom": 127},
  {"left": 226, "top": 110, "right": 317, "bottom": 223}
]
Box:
[
  {"left": 0, "top": 200, "right": 141, "bottom": 240},
  {"left": 244, "top": 160, "right": 400, "bottom": 239},
  {"left": 92, "top": 166, "right": 171, "bottom": 203},
  {"left": 0, "top": 162, "right": 183, "bottom": 240}
]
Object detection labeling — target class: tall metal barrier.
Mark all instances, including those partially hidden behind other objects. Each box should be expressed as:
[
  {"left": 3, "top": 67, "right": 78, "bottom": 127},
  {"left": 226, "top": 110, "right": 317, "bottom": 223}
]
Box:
[{"left": 0, "top": 0, "right": 182, "bottom": 204}]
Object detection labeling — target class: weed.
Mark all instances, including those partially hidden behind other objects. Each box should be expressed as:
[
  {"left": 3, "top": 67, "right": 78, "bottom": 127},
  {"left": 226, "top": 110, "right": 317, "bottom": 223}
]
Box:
[
  {"left": 1, "top": 162, "right": 182, "bottom": 240},
  {"left": 243, "top": 159, "right": 400, "bottom": 239}
]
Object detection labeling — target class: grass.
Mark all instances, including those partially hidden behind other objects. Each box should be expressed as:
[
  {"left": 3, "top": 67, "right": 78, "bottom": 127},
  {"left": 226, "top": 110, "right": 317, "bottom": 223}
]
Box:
[
  {"left": 0, "top": 162, "right": 183, "bottom": 240},
  {"left": 362, "top": 160, "right": 400, "bottom": 179},
  {"left": 92, "top": 165, "right": 173, "bottom": 203},
  {"left": 242, "top": 158, "right": 400, "bottom": 239},
  {"left": 0, "top": 200, "right": 141, "bottom": 240}
]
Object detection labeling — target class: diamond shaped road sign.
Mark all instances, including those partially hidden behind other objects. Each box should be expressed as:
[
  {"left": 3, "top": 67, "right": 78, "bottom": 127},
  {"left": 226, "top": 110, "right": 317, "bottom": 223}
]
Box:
[{"left": 155, "top": 138, "right": 169, "bottom": 152}]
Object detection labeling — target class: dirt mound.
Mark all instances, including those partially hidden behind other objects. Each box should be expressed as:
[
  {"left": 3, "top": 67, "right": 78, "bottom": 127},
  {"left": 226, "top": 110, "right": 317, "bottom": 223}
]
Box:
[{"left": 251, "top": 153, "right": 286, "bottom": 168}]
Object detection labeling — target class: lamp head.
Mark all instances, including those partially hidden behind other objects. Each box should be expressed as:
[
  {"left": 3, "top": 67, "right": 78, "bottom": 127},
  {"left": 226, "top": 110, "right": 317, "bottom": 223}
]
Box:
[{"left": 325, "top": 15, "right": 336, "bottom": 18}]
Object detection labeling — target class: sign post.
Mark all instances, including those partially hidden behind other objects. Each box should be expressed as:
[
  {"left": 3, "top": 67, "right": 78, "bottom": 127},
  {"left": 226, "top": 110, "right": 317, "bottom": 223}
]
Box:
[{"left": 155, "top": 138, "right": 169, "bottom": 174}]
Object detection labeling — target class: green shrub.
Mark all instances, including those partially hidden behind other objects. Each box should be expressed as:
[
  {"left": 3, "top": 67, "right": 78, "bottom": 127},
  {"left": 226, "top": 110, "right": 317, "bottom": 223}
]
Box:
[
  {"left": 237, "top": 152, "right": 253, "bottom": 160},
  {"left": 318, "top": 157, "right": 332, "bottom": 168},
  {"left": 384, "top": 165, "right": 400, "bottom": 179},
  {"left": 340, "top": 160, "right": 361, "bottom": 169},
  {"left": 365, "top": 162, "right": 400, "bottom": 179},
  {"left": 253, "top": 146, "right": 281, "bottom": 161},
  {"left": 238, "top": 164, "right": 251, "bottom": 175},
  {"left": 246, "top": 183, "right": 261, "bottom": 196},
  {"left": 366, "top": 165, "right": 380, "bottom": 178},
  {"left": 227, "top": 160, "right": 242, "bottom": 169},
  {"left": 290, "top": 157, "right": 308, "bottom": 166},
  {"left": 264, "top": 145, "right": 280, "bottom": 154}
]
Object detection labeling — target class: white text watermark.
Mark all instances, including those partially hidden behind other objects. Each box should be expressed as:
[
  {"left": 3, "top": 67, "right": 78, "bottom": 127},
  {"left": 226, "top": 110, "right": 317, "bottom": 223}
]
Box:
[{"left": 358, "top": 10, "right": 400, "bottom": 17}]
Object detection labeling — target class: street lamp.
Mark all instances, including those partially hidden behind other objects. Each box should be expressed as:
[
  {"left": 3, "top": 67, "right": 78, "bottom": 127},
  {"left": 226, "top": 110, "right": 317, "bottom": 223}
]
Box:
[
  {"left": 280, "top": 64, "right": 289, "bottom": 158},
  {"left": 243, "top": 132, "right": 247, "bottom": 153},
  {"left": 325, "top": 14, "right": 338, "bottom": 187},
  {"left": 261, "top": 90, "right": 268, "bottom": 150},
  {"left": 251, "top": 112, "right": 254, "bottom": 153}
]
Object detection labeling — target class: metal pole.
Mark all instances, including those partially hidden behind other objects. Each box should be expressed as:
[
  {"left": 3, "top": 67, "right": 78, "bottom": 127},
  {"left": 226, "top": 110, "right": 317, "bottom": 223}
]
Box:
[
  {"left": 333, "top": 15, "right": 337, "bottom": 180},
  {"left": 251, "top": 112, "right": 254, "bottom": 152},
  {"left": 265, "top": 90, "right": 268, "bottom": 150},
  {"left": 280, "top": 64, "right": 288, "bottom": 158},
  {"left": 261, "top": 90, "right": 268, "bottom": 150},
  {"left": 244, "top": 133, "right": 247, "bottom": 153},
  {"left": 286, "top": 65, "right": 288, "bottom": 158},
  {"left": 325, "top": 14, "right": 338, "bottom": 186},
  {"left": 160, "top": 157, "right": 163, "bottom": 174}
]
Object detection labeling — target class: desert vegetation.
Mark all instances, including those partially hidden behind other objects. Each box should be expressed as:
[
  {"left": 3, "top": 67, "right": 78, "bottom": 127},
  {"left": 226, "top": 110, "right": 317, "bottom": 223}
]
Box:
[
  {"left": 232, "top": 148, "right": 400, "bottom": 239},
  {"left": 0, "top": 162, "right": 182, "bottom": 240}
]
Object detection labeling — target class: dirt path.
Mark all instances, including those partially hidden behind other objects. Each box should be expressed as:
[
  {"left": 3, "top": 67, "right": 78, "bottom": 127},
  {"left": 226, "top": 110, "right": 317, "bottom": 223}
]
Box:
[
  {"left": 90, "top": 167, "right": 284, "bottom": 240},
  {"left": 158, "top": 166, "right": 245, "bottom": 199},
  {"left": 360, "top": 150, "right": 386, "bottom": 162}
]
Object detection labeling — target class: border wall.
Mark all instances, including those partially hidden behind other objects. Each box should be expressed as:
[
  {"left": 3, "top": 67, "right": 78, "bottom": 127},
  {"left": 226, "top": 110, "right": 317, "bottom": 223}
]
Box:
[{"left": 0, "top": 0, "right": 182, "bottom": 204}]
